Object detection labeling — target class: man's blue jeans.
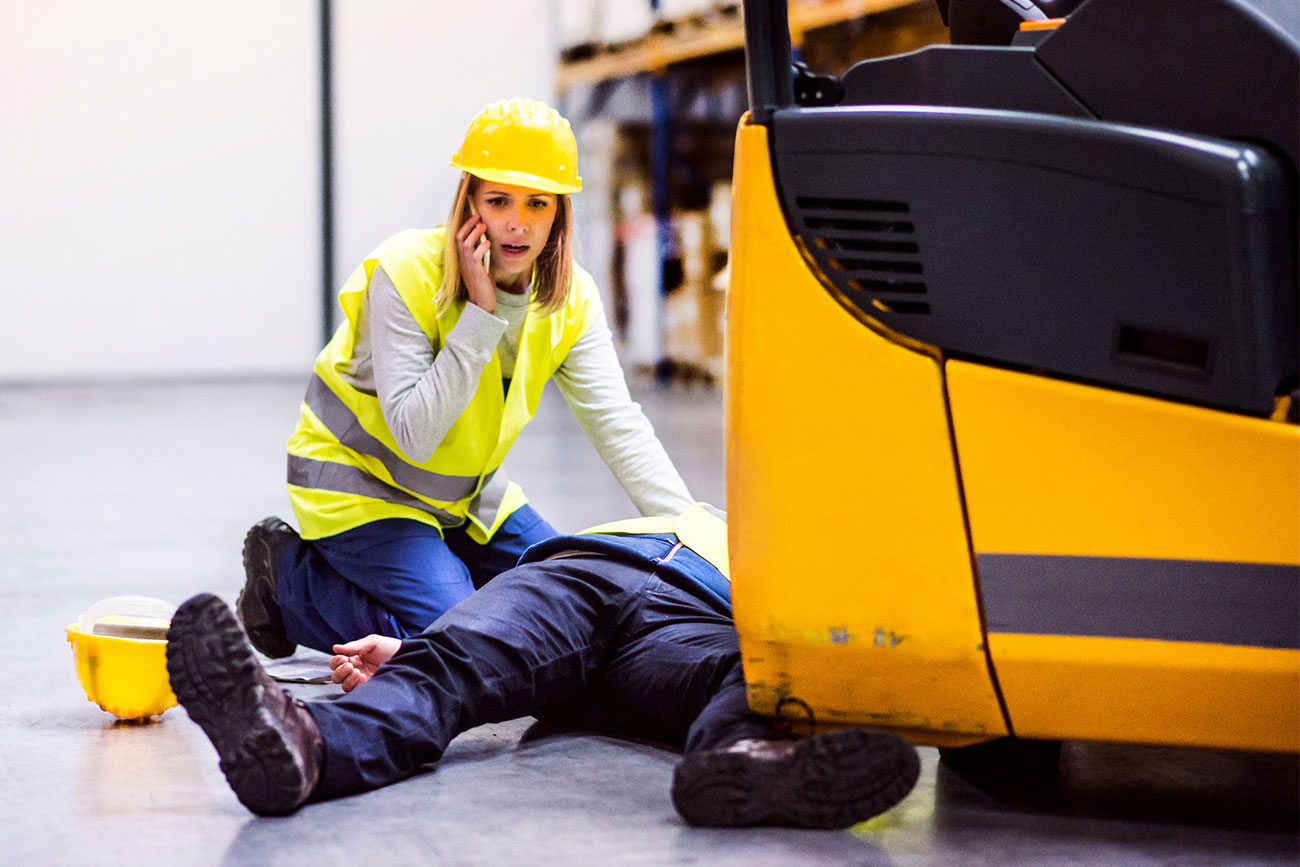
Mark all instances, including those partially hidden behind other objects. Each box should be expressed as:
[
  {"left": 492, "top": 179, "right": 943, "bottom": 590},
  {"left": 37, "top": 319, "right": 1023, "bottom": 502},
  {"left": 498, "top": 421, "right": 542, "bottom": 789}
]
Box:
[
  {"left": 276, "top": 505, "right": 556, "bottom": 653},
  {"left": 305, "top": 555, "right": 773, "bottom": 801}
]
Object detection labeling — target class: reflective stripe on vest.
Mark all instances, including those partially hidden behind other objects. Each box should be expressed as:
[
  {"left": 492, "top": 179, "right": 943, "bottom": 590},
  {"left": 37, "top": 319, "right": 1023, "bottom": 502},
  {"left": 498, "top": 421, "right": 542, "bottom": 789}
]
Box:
[
  {"left": 287, "top": 454, "right": 464, "bottom": 525},
  {"left": 303, "top": 374, "right": 486, "bottom": 503},
  {"left": 286, "top": 226, "right": 600, "bottom": 541}
]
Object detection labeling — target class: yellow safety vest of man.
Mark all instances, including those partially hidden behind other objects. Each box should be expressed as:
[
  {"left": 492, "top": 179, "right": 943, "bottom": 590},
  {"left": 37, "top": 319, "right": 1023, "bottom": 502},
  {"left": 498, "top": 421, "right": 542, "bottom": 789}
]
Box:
[
  {"left": 581, "top": 503, "right": 731, "bottom": 582},
  {"left": 286, "top": 226, "right": 599, "bottom": 543},
  {"left": 517, "top": 503, "right": 732, "bottom": 611}
]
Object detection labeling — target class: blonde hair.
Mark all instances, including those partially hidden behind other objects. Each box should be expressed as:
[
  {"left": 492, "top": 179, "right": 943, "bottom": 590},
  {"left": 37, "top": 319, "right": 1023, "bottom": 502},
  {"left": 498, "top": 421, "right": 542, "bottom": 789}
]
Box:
[{"left": 436, "top": 173, "right": 575, "bottom": 315}]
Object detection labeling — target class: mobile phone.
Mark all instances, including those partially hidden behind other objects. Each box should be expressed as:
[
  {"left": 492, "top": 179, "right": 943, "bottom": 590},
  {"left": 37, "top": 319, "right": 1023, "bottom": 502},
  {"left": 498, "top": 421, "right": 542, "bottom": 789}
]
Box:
[{"left": 468, "top": 200, "right": 490, "bottom": 271}]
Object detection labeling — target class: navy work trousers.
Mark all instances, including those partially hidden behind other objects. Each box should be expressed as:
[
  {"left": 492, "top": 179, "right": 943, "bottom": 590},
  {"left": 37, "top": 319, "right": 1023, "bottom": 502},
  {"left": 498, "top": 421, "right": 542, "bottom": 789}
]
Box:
[
  {"left": 276, "top": 505, "right": 556, "bottom": 654},
  {"left": 305, "top": 555, "right": 774, "bottom": 801}
]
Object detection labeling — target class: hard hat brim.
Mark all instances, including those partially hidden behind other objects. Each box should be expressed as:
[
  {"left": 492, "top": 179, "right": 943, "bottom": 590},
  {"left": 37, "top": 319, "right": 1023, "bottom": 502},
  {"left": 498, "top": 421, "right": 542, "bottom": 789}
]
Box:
[{"left": 453, "top": 163, "right": 582, "bottom": 195}]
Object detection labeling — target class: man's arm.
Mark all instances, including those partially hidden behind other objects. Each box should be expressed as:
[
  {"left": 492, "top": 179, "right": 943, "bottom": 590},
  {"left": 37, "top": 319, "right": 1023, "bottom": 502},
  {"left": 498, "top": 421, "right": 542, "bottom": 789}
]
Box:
[{"left": 329, "top": 634, "right": 402, "bottom": 692}]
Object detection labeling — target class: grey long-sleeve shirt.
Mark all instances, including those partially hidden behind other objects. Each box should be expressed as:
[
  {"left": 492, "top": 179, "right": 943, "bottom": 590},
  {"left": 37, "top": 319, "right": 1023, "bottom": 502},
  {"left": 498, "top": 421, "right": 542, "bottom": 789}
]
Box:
[{"left": 339, "top": 265, "right": 694, "bottom": 524}]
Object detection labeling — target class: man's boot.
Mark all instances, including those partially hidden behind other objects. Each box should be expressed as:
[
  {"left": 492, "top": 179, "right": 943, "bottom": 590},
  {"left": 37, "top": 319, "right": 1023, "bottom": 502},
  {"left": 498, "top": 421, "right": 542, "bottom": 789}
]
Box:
[
  {"left": 671, "top": 728, "right": 920, "bottom": 828},
  {"left": 167, "top": 592, "right": 323, "bottom": 816}
]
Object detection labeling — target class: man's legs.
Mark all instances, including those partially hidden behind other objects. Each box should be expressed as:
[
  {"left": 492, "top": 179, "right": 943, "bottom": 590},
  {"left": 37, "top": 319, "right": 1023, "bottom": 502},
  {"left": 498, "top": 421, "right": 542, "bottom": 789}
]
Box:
[
  {"left": 171, "top": 554, "right": 920, "bottom": 825},
  {"left": 281, "top": 556, "right": 664, "bottom": 800},
  {"left": 545, "top": 577, "right": 922, "bottom": 828},
  {"left": 540, "top": 575, "right": 772, "bottom": 749},
  {"left": 171, "top": 555, "right": 659, "bottom": 812}
]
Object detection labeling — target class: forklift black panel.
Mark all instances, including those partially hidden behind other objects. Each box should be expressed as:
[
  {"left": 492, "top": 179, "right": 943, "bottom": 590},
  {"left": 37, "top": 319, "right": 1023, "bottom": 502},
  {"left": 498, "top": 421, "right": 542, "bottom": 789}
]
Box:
[
  {"left": 1036, "top": 0, "right": 1300, "bottom": 175},
  {"left": 840, "top": 46, "right": 1093, "bottom": 118},
  {"left": 772, "top": 106, "right": 1298, "bottom": 416}
]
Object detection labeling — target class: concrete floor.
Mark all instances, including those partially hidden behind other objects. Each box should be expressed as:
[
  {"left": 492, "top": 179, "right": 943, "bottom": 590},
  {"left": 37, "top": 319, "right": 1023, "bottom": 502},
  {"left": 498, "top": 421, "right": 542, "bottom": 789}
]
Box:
[{"left": 2, "top": 377, "right": 1296, "bottom": 866}]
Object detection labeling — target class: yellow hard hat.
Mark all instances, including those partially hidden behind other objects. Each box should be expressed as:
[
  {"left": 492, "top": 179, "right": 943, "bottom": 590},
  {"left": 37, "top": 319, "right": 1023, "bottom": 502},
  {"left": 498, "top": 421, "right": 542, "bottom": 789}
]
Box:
[
  {"left": 66, "top": 596, "right": 178, "bottom": 720},
  {"left": 450, "top": 97, "right": 582, "bottom": 194}
]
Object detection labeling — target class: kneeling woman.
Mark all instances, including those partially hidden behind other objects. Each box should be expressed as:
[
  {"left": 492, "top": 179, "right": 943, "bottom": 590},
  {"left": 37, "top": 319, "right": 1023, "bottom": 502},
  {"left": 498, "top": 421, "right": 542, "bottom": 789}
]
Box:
[{"left": 239, "top": 98, "right": 693, "bottom": 657}]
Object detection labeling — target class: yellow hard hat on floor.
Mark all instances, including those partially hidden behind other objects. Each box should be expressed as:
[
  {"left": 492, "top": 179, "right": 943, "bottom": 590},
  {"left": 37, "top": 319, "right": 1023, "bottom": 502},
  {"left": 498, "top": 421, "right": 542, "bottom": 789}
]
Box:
[
  {"left": 450, "top": 97, "right": 582, "bottom": 194},
  {"left": 66, "top": 596, "right": 178, "bottom": 720}
]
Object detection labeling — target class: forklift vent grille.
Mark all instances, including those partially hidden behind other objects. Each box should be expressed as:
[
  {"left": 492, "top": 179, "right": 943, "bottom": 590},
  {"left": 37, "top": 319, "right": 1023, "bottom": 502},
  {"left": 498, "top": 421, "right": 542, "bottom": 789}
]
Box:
[{"left": 795, "top": 197, "right": 929, "bottom": 315}]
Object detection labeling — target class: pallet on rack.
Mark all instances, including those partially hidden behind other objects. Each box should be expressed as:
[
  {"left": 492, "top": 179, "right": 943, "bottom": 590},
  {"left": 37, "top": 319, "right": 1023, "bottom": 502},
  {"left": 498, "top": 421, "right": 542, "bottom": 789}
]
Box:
[{"left": 558, "top": 0, "right": 929, "bottom": 90}]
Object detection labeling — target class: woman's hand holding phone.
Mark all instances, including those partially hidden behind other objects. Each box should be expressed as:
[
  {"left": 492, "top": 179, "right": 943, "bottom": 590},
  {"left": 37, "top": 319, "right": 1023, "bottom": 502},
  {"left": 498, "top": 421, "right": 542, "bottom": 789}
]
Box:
[{"left": 456, "top": 206, "right": 495, "bottom": 314}]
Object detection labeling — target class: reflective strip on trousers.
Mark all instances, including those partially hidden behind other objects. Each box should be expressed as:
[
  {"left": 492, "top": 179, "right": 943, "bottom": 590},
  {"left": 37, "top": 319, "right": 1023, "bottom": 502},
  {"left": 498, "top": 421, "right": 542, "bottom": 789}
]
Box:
[
  {"left": 288, "top": 454, "right": 464, "bottom": 526},
  {"left": 303, "top": 374, "right": 491, "bottom": 503}
]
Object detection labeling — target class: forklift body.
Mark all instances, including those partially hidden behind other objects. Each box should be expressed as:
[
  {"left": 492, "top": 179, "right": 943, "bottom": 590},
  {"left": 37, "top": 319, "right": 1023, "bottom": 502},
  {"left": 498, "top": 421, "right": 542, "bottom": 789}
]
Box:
[{"left": 727, "top": 0, "right": 1299, "bottom": 752}]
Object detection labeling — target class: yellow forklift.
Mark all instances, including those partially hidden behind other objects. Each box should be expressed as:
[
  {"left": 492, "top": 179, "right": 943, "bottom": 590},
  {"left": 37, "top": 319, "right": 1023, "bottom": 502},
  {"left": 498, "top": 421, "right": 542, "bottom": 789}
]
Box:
[{"left": 727, "top": 0, "right": 1299, "bottom": 754}]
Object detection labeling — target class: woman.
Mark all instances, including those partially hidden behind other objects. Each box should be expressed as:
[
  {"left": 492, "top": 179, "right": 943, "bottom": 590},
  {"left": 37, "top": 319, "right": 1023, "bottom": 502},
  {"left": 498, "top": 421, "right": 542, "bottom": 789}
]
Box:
[{"left": 237, "top": 98, "right": 694, "bottom": 658}]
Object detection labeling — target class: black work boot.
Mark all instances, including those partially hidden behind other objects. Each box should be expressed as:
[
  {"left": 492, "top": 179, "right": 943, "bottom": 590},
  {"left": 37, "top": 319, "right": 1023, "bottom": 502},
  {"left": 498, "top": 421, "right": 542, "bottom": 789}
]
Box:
[
  {"left": 166, "top": 593, "right": 324, "bottom": 816},
  {"left": 237, "top": 516, "right": 297, "bottom": 659},
  {"left": 671, "top": 728, "right": 920, "bottom": 828}
]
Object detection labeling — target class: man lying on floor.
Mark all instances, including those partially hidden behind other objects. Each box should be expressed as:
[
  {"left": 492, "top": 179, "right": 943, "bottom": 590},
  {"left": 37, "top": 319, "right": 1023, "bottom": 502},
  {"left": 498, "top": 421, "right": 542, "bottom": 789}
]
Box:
[{"left": 165, "top": 503, "right": 920, "bottom": 826}]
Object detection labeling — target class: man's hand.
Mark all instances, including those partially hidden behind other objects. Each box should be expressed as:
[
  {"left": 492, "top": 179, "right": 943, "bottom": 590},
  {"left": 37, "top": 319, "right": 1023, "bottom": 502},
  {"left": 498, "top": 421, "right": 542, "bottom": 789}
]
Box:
[{"left": 330, "top": 634, "right": 402, "bottom": 692}]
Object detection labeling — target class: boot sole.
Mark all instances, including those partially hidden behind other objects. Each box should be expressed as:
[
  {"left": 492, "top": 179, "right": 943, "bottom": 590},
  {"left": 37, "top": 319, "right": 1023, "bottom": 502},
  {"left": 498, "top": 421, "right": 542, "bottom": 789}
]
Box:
[
  {"left": 237, "top": 523, "right": 296, "bottom": 659},
  {"left": 671, "top": 728, "right": 920, "bottom": 828},
  {"left": 166, "top": 593, "right": 308, "bottom": 815}
]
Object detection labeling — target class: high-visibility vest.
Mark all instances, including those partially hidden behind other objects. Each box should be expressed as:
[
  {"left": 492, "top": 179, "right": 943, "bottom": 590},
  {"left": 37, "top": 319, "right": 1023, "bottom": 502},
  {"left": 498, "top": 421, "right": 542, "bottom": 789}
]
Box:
[
  {"left": 286, "top": 226, "right": 600, "bottom": 542},
  {"left": 580, "top": 503, "right": 730, "bottom": 581},
  {"left": 515, "top": 503, "right": 731, "bottom": 611}
]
